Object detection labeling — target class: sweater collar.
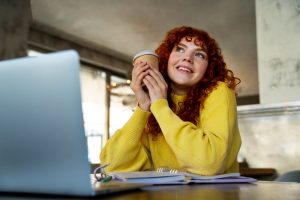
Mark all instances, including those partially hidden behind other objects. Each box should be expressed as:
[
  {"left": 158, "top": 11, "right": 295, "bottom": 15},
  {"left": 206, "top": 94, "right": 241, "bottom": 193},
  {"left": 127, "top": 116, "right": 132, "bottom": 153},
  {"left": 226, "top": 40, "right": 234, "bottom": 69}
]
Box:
[{"left": 171, "top": 93, "right": 186, "bottom": 105}]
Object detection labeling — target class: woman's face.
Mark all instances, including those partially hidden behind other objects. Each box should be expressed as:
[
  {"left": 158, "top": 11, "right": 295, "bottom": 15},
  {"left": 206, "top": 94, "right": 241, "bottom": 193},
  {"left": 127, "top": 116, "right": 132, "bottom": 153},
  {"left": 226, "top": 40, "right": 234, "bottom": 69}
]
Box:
[{"left": 167, "top": 37, "right": 208, "bottom": 95}]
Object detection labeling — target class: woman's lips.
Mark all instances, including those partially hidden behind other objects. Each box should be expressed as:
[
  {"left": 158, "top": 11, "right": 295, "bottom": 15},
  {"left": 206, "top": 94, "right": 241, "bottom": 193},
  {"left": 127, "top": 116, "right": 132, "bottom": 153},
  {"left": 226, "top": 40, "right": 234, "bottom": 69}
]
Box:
[{"left": 176, "top": 66, "right": 193, "bottom": 73}]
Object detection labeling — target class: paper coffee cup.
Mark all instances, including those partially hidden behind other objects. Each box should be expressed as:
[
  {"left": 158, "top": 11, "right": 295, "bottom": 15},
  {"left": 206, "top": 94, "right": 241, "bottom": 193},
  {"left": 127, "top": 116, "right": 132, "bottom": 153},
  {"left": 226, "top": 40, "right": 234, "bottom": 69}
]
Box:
[{"left": 132, "top": 50, "right": 159, "bottom": 69}]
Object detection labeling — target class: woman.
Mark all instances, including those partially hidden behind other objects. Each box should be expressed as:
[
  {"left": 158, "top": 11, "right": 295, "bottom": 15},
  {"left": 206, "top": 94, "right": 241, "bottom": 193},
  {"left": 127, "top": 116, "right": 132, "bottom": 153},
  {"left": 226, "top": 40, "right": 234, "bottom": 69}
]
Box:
[{"left": 100, "top": 26, "right": 241, "bottom": 175}]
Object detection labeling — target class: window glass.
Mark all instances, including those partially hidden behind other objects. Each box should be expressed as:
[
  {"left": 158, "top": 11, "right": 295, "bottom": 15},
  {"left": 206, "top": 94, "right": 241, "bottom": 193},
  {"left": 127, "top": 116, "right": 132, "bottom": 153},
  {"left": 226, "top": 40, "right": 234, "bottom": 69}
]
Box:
[
  {"left": 109, "top": 76, "right": 135, "bottom": 137},
  {"left": 80, "top": 65, "right": 106, "bottom": 164},
  {"left": 28, "top": 49, "right": 44, "bottom": 56},
  {"left": 29, "top": 49, "right": 135, "bottom": 164}
]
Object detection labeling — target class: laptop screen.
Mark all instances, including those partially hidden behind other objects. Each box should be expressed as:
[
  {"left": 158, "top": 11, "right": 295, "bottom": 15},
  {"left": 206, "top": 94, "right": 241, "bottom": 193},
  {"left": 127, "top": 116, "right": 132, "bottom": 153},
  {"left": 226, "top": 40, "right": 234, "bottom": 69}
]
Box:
[{"left": 0, "top": 50, "right": 94, "bottom": 196}]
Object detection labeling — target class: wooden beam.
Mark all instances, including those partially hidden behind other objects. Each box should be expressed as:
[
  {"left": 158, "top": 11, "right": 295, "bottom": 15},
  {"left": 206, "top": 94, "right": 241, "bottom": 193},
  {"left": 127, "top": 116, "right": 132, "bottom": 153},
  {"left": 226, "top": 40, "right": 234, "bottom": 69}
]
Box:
[{"left": 28, "top": 22, "right": 132, "bottom": 78}]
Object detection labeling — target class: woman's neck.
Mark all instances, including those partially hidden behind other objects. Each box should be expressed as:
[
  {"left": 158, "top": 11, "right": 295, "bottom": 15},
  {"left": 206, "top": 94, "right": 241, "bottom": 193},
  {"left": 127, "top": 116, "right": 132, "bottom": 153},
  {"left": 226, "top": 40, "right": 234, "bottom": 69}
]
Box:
[{"left": 171, "top": 84, "right": 189, "bottom": 95}]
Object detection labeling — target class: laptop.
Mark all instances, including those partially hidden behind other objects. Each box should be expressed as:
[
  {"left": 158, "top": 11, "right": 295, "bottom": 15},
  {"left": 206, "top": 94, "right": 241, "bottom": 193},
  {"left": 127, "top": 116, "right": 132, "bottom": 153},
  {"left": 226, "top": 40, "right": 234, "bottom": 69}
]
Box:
[{"left": 0, "top": 50, "right": 145, "bottom": 196}]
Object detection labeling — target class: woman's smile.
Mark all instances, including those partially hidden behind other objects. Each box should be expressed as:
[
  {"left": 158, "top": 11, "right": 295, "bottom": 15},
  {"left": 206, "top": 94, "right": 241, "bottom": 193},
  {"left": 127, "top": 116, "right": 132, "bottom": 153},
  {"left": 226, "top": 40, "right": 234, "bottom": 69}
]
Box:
[
  {"left": 167, "top": 37, "right": 208, "bottom": 94},
  {"left": 176, "top": 65, "right": 193, "bottom": 73}
]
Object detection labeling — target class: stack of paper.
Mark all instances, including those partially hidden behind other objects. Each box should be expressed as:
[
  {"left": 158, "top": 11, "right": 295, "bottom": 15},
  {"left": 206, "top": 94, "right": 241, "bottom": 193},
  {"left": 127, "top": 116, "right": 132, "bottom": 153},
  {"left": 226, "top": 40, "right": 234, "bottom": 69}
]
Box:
[
  {"left": 110, "top": 171, "right": 185, "bottom": 184},
  {"left": 109, "top": 171, "right": 257, "bottom": 185}
]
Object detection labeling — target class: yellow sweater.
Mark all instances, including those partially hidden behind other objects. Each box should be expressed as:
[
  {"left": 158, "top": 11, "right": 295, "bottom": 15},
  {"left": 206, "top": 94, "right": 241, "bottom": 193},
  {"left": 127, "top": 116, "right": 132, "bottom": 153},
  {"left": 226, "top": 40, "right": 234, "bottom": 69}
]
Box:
[{"left": 100, "top": 82, "right": 241, "bottom": 175}]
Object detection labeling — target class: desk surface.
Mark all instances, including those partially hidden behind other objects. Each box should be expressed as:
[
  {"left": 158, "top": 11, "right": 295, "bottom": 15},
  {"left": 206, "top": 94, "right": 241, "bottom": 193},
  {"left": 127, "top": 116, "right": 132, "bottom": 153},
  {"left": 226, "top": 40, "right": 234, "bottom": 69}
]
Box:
[{"left": 1, "top": 181, "right": 299, "bottom": 200}]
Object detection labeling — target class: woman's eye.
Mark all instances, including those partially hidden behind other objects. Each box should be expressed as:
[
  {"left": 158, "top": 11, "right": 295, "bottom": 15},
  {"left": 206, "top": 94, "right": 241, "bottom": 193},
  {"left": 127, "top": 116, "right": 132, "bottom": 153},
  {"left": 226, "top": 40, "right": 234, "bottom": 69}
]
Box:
[
  {"left": 175, "top": 46, "right": 184, "bottom": 53},
  {"left": 195, "top": 52, "right": 206, "bottom": 59}
]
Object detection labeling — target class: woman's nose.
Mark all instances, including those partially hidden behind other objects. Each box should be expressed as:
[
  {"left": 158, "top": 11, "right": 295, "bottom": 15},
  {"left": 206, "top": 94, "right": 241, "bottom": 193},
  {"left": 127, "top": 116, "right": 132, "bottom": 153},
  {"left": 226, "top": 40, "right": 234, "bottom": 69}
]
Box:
[{"left": 182, "top": 53, "right": 194, "bottom": 64}]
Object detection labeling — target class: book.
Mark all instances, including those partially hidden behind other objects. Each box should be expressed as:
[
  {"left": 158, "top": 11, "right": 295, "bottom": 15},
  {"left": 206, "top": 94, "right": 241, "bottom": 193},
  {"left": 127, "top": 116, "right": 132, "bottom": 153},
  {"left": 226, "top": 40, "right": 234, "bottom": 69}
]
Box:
[{"left": 109, "top": 171, "right": 257, "bottom": 185}]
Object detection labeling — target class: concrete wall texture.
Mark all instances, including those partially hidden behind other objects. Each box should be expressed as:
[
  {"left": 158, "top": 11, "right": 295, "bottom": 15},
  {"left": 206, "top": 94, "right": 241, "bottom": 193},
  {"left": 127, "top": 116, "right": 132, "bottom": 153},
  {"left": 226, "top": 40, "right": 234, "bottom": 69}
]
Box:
[
  {"left": 256, "top": 0, "right": 300, "bottom": 103},
  {"left": 0, "top": 0, "right": 31, "bottom": 60}
]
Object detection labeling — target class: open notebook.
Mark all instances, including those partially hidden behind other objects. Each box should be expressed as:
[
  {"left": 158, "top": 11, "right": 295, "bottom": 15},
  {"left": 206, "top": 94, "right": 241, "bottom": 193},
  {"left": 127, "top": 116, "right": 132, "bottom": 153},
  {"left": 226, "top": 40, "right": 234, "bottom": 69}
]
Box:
[
  {"left": 0, "top": 50, "right": 145, "bottom": 196},
  {"left": 110, "top": 170, "right": 257, "bottom": 184}
]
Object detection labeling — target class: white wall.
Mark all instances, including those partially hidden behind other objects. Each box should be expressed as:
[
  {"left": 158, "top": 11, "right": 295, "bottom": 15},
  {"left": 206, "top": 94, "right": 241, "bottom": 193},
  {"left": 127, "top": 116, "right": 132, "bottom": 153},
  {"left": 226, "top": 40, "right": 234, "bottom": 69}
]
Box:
[
  {"left": 238, "top": 102, "right": 300, "bottom": 176},
  {"left": 256, "top": 0, "right": 300, "bottom": 103}
]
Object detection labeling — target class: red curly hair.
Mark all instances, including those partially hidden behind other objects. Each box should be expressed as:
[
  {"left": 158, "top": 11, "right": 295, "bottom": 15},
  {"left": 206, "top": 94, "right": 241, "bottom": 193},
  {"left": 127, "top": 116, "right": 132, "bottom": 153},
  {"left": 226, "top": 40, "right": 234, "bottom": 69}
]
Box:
[{"left": 146, "top": 26, "right": 240, "bottom": 136}]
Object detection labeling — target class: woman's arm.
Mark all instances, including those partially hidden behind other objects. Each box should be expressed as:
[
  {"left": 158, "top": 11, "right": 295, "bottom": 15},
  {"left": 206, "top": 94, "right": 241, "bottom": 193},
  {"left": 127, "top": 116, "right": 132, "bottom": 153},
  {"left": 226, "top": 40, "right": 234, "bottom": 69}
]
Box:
[
  {"left": 150, "top": 82, "right": 241, "bottom": 175},
  {"left": 100, "top": 107, "right": 153, "bottom": 173}
]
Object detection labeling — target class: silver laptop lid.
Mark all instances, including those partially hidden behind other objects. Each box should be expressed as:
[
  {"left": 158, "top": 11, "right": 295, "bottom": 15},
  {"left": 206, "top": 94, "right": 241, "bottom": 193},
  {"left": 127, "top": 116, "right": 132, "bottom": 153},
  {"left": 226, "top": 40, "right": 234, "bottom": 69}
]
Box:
[{"left": 0, "top": 50, "right": 94, "bottom": 196}]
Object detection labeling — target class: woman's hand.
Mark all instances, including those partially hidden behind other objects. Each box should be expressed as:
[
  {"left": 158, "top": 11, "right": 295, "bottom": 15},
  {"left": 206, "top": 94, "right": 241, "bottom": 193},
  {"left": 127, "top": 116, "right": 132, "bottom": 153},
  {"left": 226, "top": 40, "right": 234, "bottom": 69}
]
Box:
[
  {"left": 143, "top": 66, "right": 168, "bottom": 103},
  {"left": 130, "top": 61, "right": 151, "bottom": 111}
]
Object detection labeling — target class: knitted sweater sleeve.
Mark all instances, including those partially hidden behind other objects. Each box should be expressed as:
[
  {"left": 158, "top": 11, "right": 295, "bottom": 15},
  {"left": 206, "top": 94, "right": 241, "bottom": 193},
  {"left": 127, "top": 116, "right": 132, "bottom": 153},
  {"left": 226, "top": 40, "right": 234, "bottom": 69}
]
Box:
[
  {"left": 150, "top": 82, "right": 240, "bottom": 175},
  {"left": 100, "top": 107, "right": 152, "bottom": 173}
]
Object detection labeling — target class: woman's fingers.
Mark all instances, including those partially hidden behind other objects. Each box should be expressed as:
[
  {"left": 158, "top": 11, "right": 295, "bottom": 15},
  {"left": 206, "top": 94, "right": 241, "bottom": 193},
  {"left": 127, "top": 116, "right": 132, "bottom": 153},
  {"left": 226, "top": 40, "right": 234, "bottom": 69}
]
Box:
[
  {"left": 148, "top": 68, "right": 167, "bottom": 89},
  {"left": 131, "top": 62, "right": 150, "bottom": 90},
  {"left": 130, "top": 61, "right": 152, "bottom": 111},
  {"left": 132, "top": 62, "right": 148, "bottom": 79},
  {"left": 143, "top": 71, "right": 168, "bottom": 102},
  {"left": 131, "top": 61, "right": 167, "bottom": 105}
]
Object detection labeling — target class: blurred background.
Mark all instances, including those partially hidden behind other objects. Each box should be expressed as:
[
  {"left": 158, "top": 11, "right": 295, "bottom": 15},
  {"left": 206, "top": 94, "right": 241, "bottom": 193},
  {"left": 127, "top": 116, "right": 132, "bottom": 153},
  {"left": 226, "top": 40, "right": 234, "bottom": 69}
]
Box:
[{"left": 1, "top": 0, "right": 299, "bottom": 179}]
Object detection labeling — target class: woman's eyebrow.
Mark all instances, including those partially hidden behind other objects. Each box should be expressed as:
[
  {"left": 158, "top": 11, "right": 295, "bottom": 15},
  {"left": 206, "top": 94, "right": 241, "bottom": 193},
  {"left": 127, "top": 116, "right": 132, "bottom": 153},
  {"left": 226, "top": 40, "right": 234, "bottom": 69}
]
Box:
[
  {"left": 178, "top": 42, "right": 206, "bottom": 52},
  {"left": 177, "top": 42, "right": 187, "bottom": 47}
]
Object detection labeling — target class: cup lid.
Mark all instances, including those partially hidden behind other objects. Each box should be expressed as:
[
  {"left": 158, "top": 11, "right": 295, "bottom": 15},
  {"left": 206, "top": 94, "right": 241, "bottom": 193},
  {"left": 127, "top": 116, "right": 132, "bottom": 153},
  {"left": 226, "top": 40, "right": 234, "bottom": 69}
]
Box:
[{"left": 132, "top": 50, "right": 158, "bottom": 62}]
